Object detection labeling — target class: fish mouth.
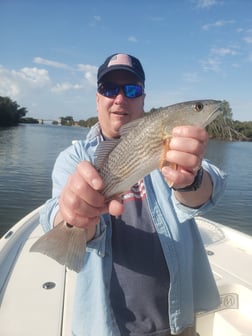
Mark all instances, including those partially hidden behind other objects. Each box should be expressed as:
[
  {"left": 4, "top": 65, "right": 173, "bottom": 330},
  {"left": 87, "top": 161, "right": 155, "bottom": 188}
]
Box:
[{"left": 202, "top": 103, "right": 222, "bottom": 127}]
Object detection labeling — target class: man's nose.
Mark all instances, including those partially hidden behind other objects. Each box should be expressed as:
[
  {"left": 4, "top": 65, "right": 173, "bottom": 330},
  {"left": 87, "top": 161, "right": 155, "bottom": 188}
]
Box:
[{"left": 114, "top": 88, "right": 126, "bottom": 103}]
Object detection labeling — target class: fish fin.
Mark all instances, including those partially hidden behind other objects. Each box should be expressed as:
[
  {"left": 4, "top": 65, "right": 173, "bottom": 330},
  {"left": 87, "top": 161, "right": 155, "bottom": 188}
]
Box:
[
  {"left": 30, "top": 221, "right": 87, "bottom": 273},
  {"left": 159, "top": 137, "right": 177, "bottom": 187},
  {"left": 94, "top": 139, "right": 120, "bottom": 170},
  {"left": 119, "top": 118, "right": 143, "bottom": 137}
]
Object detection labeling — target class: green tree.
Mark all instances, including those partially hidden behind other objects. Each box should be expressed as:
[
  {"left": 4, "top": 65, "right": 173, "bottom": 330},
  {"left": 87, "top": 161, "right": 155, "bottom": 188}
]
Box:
[
  {"left": 0, "top": 96, "right": 28, "bottom": 126},
  {"left": 78, "top": 117, "right": 98, "bottom": 128},
  {"left": 231, "top": 120, "right": 252, "bottom": 140},
  {"left": 207, "top": 100, "right": 233, "bottom": 139},
  {"left": 60, "top": 116, "right": 74, "bottom": 126}
]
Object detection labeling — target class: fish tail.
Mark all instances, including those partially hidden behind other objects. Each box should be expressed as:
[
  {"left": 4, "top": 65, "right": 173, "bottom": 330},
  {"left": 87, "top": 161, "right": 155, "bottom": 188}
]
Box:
[{"left": 30, "top": 221, "right": 87, "bottom": 273}]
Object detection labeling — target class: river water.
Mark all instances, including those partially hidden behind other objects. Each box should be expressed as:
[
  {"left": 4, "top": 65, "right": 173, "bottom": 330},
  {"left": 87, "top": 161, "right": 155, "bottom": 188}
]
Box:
[{"left": 0, "top": 124, "right": 251, "bottom": 237}]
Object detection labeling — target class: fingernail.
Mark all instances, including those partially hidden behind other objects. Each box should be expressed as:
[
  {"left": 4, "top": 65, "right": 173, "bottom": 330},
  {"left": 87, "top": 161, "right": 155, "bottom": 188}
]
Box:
[{"left": 91, "top": 178, "right": 101, "bottom": 190}]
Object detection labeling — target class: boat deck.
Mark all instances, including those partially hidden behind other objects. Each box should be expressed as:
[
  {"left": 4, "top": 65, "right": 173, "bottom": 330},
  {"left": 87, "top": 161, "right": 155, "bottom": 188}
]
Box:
[
  {"left": 196, "top": 217, "right": 252, "bottom": 336},
  {"left": 0, "top": 208, "right": 252, "bottom": 335},
  {"left": 0, "top": 207, "right": 77, "bottom": 336}
]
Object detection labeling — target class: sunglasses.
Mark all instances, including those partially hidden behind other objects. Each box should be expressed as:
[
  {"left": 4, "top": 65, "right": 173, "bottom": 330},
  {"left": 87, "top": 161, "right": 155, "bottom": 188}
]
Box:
[{"left": 98, "top": 82, "right": 144, "bottom": 99}]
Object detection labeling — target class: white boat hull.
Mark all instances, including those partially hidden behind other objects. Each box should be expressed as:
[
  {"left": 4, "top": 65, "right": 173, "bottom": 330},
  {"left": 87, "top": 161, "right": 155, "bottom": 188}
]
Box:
[{"left": 0, "top": 207, "right": 252, "bottom": 335}]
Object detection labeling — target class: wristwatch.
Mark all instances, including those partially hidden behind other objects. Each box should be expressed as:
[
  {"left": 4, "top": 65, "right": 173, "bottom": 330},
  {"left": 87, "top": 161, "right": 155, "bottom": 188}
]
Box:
[{"left": 172, "top": 167, "right": 204, "bottom": 192}]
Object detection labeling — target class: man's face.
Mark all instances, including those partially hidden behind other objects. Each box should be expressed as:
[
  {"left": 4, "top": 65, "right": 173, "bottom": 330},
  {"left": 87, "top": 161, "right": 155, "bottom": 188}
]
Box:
[{"left": 96, "top": 70, "right": 145, "bottom": 138}]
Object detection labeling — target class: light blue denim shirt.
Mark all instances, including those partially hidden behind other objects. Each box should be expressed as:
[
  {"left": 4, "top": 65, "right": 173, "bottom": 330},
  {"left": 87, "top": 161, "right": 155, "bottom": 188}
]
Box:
[{"left": 40, "top": 123, "right": 227, "bottom": 335}]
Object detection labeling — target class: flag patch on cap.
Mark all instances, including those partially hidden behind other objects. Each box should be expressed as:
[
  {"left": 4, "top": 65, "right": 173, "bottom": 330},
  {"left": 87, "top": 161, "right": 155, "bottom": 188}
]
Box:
[{"left": 108, "top": 54, "right": 133, "bottom": 67}]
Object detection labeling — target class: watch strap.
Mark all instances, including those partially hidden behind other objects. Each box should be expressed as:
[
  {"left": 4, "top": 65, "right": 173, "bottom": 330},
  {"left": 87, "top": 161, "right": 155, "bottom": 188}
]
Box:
[{"left": 172, "top": 167, "right": 204, "bottom": 192}]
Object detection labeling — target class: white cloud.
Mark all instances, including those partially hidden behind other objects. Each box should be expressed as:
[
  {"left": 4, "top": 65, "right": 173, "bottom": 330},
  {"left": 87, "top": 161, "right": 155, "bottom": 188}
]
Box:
[
  {"left": 211, "top": 47, "right": 238, "bottom": 56},
  {"left": 33, "top": 57, "right": 98, "bottom": 85},
  {"left": 202, "top": 20, "right": 235, "bottom": 31},
  {"left": 231, "top": 63, "right": 240, "bottom": 68},
  {"left": 128, "top": 36, "right": 138, "bottom": 43},
  {"left": 0, "top": 61, "right": 97, "bottom": 102},
  {"left": 33, "top": 57, "right": 71, "bottom": 69},
  {"left": 94, "top": 16, "right": 101, "bottom": 22},
  {"left": 0, "top": 62, "right": 97, "bottom": 120},
  {"left": 248, "top": 53, "right": 252, "bottom": 62},
  {"left": 195, "top": 0, "right": 218, "bottom": 9},
  {"left": 0, "top": 66, "right": 50, "bottom": 99},
  {"left": 200, "top": 46, "right": 239, "bottom": 73},
  {"left": 0, "top": 66, "right": 20, "bottom": 97},
  {"left": 0, "top": 65, "right": 53, "bottom": 118},
  {"left": 243, "top": 36, "right": 252, "bottom": 44},
  {"left": 149, "top": 16, "right": 164, "bottom": 22},
  {"left": 51, "top": 82, "right": 83, "bottom": 93},
  {"left": 77, "top": 64, "right": 97, "bottom": 86},
  {"left": 14, "top": 67, "right": 50, "bottom": 87},
  {"left": 183, "top": 72, "right": 200, "bottom": 83},
  {"left": 200, "top": 58, "right": 222, "bottom": 72},
  {"left": 0, "top": 60, "right": 97, "bottom": 120},
  {"left": 89, "top": 15, "right": 102, "bottom": 27}
]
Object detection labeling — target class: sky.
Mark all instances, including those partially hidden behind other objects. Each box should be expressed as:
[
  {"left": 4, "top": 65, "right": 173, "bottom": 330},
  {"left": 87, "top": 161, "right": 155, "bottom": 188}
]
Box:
[{"left": 0, "top": 0, "right": 252, "bottom": 122}]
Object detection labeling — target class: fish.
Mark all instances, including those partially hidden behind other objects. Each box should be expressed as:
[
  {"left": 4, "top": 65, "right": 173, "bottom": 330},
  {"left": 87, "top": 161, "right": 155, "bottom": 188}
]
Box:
[{"left": 30, "top": 99, "right": 222, "bottom": 272}]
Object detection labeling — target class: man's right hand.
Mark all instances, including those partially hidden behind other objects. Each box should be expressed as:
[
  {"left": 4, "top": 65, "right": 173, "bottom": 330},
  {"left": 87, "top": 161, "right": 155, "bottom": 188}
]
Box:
[{"left": 54, "top": 161, "right": 124, "bottom": 240}]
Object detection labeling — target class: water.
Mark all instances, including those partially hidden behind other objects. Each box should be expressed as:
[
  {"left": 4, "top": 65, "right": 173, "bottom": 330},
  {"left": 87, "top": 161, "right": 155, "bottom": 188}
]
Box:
[
  {"left": 0, "top": 124, "right": 89, "bottom": 236},
  {"left": 0, "top": 124, "right": 251, "bottom": 237},
  {"left": 205, "top": 140, "right": 252, "bottom": 234}
]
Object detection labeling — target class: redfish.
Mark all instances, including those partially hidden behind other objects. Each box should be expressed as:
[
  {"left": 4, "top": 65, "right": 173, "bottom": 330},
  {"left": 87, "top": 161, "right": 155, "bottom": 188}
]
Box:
[{"left": 30, "top": 99, "right": 222, "bottom": 272}]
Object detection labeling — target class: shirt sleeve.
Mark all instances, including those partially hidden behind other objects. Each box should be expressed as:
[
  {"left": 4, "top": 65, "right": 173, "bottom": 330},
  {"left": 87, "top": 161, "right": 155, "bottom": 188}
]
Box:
[
  {"left": 171, "top": 159, "right": 228, "bottom": 222},
  {"left": 39, "top": 141, "right": 89, "bottom": 232}
]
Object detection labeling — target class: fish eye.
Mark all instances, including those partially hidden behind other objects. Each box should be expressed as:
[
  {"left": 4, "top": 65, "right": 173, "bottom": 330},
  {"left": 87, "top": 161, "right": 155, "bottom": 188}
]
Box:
[{"left": 193, "top": 102, "right": 204, "bottom": 112}]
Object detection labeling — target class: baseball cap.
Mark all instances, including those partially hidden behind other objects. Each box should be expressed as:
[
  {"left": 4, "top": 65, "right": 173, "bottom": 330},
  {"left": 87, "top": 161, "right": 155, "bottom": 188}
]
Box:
[{"left": 97, "top": 53, "right": 145, "bottom": 84}]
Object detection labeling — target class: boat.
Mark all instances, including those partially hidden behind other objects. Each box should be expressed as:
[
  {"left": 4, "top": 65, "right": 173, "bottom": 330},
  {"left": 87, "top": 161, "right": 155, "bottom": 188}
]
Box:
[{"left": 0, "top": 206, "right": 252, "bottom": 335}]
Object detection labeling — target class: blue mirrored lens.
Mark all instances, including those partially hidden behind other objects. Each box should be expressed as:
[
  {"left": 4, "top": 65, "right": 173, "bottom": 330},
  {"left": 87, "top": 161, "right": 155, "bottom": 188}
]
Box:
[
  {"left": 101, "top": 84, "right": 119, "bottom": 97},
  {"left": 124, "top": 85, "right": 143, "bottom": 98},
  {"left": 98, "top": 83, "right": 143, "bottom": 98}
]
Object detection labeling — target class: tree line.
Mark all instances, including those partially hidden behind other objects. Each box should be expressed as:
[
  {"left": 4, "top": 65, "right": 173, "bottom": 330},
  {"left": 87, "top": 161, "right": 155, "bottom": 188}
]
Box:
[
  {"left": 1, "top": 96, "right": 251, "bottom": 140},
  {"left": 0, "top": 96, "right": 28, "bottom": 126}
]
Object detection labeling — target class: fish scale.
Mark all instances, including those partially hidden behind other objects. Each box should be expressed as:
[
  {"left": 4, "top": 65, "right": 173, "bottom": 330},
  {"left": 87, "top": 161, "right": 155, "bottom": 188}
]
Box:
[{"left": 99, "top": 125, "right": 162, "bottom": 198}]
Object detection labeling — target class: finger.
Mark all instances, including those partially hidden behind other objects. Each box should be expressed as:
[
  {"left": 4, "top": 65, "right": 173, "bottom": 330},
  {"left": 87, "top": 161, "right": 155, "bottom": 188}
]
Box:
[
  {"left": 65, "top": 174, "right": 104, "bottom": 213},
  {"left": 162, "top": 166, "right": 195, "bottom": 188},
  {"left": 169, "top": 136, "right": 206, "bottom": 157},
  {"left": 108, "top": 199, "right": 124, "bottom": 216},
  {"left": 60, "top": 187, "right": 103, "bottom": 219},
  {"left": 165, "top": 151, "right": 201, "bottom": 172},
  {"left": 61, "top": 208, "right": 101, "bottom": 228},
  {"left": 172, "top": 126, "right": 208, "bottom": 143},
  {"left": 77, "top": 161, "right": 104, "bottom": 191}
]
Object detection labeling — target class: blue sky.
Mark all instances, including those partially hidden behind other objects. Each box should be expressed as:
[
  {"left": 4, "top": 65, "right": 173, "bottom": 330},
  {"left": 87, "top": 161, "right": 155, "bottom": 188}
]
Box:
[{"left": 1, "top": 0, "right": 252, "bottom": 121}]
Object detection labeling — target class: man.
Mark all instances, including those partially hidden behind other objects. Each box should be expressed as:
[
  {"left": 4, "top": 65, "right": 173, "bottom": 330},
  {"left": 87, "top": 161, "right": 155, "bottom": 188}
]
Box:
[{"left": 40, "top": 53, "right": 226, "bottom": 335}]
